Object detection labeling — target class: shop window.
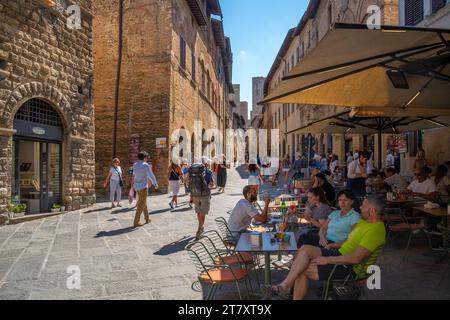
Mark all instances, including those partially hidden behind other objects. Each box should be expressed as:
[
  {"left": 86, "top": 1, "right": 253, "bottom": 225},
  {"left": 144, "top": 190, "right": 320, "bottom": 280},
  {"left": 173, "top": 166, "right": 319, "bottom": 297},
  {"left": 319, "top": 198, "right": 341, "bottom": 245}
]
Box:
[{"left": 405, "top": 0, "right": 424, "bottom": 26}]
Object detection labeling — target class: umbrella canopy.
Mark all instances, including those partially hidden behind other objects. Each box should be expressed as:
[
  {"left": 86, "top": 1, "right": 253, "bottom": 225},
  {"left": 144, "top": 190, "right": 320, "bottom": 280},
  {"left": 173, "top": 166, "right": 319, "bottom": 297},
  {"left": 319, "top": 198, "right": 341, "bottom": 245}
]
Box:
[
  {"left": 296, "top": 111, "right": 450, "bottom": 135},
  {"left": 261, "top": 24, "right": 450, "bottom": 111}
]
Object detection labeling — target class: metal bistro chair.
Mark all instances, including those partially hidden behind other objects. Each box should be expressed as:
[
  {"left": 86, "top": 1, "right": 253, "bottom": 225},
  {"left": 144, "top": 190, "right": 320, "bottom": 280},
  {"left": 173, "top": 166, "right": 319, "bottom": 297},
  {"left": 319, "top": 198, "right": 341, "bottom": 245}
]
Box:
[
  {"left": 438, "top": 224, "right": 450, "bottom": 286},
  {"left": 322, "top": 245, "right": 384, "bottom": 300},
  {"left": 200, "top": 230, "right": 260, "bottom": 291},
  {"left": 185, "top": 241, "right": 252, "bottom": 300},
  {"left": 384, "top": 208, "right": 432, "bottom": 260},
  {"left": 215, "top": 217, "right": 239, "bottom": 248}
]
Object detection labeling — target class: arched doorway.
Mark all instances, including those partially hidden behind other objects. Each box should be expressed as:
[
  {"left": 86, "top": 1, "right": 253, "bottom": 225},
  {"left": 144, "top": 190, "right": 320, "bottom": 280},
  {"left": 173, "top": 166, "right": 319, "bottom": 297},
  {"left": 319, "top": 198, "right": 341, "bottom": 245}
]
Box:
[{"left": 12, "top": 98, "right": 64, "bottom": 214}]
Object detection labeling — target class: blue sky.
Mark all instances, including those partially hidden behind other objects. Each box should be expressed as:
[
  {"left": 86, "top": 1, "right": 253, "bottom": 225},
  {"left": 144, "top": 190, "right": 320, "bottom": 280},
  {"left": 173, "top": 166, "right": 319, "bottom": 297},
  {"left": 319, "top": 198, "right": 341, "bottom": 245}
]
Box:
[{"left": 221, "top": 0, "right": 308, "bottom": 117}]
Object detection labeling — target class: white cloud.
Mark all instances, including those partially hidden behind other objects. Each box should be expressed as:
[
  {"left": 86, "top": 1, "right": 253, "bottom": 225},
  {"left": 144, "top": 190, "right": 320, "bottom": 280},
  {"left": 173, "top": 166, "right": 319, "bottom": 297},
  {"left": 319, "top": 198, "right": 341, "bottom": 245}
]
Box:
[{"left": 240, "top": 50, "right": 247, "bottom": 57}]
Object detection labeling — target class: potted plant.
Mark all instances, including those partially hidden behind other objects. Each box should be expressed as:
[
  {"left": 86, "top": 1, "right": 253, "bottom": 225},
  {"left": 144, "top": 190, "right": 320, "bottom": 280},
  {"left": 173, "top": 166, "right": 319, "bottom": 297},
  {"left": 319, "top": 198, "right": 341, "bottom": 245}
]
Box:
[
  {"left": 60, "top": 205, "right": 66, "bottom": 212},
  {"left": 51, "top": 204, "right": 61, "bottom": 213},
  {"left": 8, "top": 203, "right": 27, "bottom": 219}
]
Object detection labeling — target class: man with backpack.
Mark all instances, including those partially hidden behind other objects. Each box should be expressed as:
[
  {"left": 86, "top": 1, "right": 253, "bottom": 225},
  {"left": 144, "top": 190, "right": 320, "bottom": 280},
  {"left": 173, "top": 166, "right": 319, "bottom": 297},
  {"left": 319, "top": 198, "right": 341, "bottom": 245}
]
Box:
[{"left": 188, "top": 158, "right": 214, "bottom": 240}]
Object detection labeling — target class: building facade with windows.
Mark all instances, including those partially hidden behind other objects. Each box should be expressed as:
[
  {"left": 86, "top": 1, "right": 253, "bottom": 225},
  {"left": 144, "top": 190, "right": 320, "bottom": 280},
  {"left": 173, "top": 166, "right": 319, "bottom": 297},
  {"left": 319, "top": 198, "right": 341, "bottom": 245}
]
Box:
[
  {"left": 262, "top": 0, "right": 400, "bottom": 165},
  {"left": 93, "top": 0, "right": 233, "bottom": 193},
  {"left": 397, "top": 0, "right": 450, "bottom": 171},
  {"left": 0, "top": 0, "right": 95, "bottom": 224}
]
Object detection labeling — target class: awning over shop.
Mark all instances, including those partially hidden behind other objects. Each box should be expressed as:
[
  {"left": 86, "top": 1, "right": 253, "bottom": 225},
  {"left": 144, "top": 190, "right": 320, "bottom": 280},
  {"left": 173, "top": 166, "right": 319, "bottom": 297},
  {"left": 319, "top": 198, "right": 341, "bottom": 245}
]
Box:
[{"left": 261, "top": 24, "right": 450, "bottom": 111}]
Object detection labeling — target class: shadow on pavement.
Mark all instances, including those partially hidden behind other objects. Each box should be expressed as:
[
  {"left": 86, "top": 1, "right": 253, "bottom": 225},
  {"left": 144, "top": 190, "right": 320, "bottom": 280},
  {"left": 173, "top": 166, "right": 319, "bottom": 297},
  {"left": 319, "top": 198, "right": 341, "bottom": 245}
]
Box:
[
  {"left": 154, "top": 236, "right": 196, "bottom": 256},
  {"left": 95, "top": 227, "right": 136, "bottom": 238}
]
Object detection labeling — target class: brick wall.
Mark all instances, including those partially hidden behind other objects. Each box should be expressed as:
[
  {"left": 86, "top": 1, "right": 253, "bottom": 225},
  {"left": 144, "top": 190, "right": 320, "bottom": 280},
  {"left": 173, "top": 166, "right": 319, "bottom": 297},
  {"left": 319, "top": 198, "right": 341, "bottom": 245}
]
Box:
[
  {"left": 94, "top": 0, "right": 227, "bottom": 194},
  {"left": 93, "top": 0, "right": 173, "bottom": 194}
]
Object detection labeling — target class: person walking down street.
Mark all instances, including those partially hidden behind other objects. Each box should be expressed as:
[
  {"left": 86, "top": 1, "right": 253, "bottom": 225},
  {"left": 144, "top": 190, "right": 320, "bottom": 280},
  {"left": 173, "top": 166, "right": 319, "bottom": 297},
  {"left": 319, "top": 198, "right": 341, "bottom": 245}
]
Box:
[
  {"left": 212, "top": 157, "right": 219, "bottom": 189},
  {"left": 168, "top": 161, "right": 183, "bottom": 210},
  {"left": 103, "top": 158, "right": 124, "bottom": 208},
  {"left": 181, "top": 159, "right": 193, "bottom": 208},
  {"left": 217, "top": 155, "right": 229, "bottom": 193},
  {"left": 347, "top": 151, "right": 370, "bottom": 198},
  {"left": 247, "top": 163, "right": 265, "bottom": 194},
  {"left": 189, "top": 158, "right": 214, "bottom": 240},
  {"left": 282, "top": 154, "right": 291, "bottom": 189},
  {"left": 131, "top": 151, "right": 159, "bottom": 228}
]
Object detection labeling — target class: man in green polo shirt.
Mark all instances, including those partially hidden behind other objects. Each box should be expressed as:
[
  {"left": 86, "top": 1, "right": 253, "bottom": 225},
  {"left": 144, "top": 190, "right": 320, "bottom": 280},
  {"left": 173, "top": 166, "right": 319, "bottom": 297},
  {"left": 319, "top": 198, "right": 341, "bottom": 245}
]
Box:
[{"left": 264, "top": 195, "right": 386, "bottom": 300}]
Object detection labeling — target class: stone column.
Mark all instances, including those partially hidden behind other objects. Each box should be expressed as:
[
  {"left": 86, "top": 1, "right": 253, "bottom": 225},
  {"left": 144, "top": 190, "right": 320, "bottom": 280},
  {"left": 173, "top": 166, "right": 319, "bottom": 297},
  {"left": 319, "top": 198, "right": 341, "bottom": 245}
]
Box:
[
  {"left": 332, "top": 134, "right": 345, "bottom": 166},
  {"left": 0, "top": 128, "right": 14, "bottom": 224}
]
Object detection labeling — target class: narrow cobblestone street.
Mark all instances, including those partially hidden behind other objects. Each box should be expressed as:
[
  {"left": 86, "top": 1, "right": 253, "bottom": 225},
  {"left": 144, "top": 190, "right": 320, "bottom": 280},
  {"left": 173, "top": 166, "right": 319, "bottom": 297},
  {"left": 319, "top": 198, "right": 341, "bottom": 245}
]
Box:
[{"left": 0, "top": 167, "right": 449, "bottom": 300}]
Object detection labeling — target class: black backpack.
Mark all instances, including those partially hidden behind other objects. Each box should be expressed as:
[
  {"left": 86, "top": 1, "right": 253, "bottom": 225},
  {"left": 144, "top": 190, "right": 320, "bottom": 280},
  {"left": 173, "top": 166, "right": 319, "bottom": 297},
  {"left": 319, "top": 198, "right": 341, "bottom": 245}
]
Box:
[{"left": 188, "top": 164, "right": 210, "bottom": 197}]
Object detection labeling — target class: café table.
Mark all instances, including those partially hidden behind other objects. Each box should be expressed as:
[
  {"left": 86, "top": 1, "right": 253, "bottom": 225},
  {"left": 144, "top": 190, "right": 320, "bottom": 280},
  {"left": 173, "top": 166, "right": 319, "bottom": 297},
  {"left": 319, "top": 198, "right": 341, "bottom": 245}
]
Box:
[
  {"left": 235, "top": 232, "right": 298, "bottom": 286},
  {"left": 413, "top": 206, "right": 450, "bottom": 263}
]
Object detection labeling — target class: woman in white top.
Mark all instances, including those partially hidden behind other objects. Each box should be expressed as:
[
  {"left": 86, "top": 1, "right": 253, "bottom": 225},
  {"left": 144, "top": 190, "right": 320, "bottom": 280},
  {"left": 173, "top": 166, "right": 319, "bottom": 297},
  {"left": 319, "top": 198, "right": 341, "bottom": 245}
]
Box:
[{"left": 104, "top": 158, "right": 123, "bottom": 208}]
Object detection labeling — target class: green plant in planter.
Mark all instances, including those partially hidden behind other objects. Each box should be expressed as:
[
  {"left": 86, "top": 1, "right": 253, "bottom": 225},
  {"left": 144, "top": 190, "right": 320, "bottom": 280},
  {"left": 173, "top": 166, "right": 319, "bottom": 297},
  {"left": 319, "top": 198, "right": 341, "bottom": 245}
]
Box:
[
  {"left": 8, "top": 203, "right": 27, "bottom": 218},
  {"left": 51, "top": 204, "right": 61, "bottom": 210}
]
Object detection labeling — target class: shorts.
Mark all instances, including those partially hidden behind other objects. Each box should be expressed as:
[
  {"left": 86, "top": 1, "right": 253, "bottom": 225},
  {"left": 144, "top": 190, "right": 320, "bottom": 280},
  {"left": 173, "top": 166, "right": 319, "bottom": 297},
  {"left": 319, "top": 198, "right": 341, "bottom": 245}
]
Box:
[
  {"left": 317, "top": 248, "right": 355, "bottom": 281},
  {"left": 169, "top": 180, "right": 180, "bottom": 196},
  {"left": 248, "top": 176, "right": 260, "bottom": 186},
  {"left": 192, "top": 196, "right": 211, "bottom": 215}
]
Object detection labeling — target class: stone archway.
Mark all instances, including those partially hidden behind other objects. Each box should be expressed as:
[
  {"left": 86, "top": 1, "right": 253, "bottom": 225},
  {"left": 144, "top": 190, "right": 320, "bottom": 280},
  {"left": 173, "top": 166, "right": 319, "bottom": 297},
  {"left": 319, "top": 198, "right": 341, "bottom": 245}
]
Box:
[
  {"left": 2, "top": 82, "right": 72, "bottom": 131},
  {"left": 0, "top": 82, "right": 94, "bottom": 217}
]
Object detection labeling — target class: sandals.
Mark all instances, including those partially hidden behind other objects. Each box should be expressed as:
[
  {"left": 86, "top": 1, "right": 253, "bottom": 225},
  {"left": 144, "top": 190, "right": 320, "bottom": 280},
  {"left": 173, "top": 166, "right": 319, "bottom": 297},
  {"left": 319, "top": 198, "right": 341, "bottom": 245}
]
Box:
[{"left": 261, "top": 285, "right": 292, "bottom": 299}]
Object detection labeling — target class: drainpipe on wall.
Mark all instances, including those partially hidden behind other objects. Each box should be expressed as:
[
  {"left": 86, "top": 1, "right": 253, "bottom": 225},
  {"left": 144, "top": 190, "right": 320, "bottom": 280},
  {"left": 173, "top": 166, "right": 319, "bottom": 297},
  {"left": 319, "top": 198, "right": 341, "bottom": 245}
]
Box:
[{"left": 113, "top": 0, "right": 124, "bottom": 158}]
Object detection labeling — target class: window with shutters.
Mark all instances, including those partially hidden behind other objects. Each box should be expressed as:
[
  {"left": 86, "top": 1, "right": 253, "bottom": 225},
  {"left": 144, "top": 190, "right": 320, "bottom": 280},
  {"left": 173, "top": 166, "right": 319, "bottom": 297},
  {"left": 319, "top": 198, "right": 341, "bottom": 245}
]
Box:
[
  {"left": 405, "top": 0, "right": 424, "bottom": 26},
  {"left": 180, "top": 36, "right": 186, "bottom": 69},
  {"left": 432, "top": 0, "right": 446, "bottom": 13}
]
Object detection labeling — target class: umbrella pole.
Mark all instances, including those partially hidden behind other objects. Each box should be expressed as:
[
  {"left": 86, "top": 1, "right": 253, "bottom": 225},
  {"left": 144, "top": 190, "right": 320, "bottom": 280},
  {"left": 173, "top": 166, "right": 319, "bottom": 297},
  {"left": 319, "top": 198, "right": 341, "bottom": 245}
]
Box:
[{"left": 378, "top": 129, "right": 382, "bottom": 171}]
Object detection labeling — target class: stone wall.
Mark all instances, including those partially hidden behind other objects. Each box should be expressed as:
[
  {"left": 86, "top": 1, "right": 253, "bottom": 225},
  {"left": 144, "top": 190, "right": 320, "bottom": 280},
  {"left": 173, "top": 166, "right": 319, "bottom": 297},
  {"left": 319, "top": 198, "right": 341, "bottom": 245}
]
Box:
[{"left": 0, "top": 0, "right": 95, "bottom": 222}]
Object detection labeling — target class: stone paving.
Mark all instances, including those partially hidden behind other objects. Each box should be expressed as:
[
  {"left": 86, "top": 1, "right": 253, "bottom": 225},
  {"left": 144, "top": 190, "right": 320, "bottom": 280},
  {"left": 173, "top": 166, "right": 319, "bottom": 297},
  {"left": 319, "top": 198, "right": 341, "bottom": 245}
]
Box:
[{"left": 0, "top": 167, "right": 449, "bottom": 300}]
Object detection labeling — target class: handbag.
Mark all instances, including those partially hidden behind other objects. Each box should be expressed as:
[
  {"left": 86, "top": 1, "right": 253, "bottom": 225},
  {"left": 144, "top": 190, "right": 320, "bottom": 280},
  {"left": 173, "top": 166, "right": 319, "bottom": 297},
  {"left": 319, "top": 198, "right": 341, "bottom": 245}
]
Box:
[{"left": 114, "top": 167, "right": 124, "bottom": 187}]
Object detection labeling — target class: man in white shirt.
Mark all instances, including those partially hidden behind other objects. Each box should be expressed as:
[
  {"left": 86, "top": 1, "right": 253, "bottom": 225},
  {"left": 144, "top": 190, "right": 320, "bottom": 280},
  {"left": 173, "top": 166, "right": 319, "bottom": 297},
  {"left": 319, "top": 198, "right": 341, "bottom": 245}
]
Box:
[
  {"left": 407, "top": 167, "right": 439, "bottom": 201},
  {"left": 385, "top": 168, "right": 408, "bottom": 190},
  {"left": 347, "top": 151, "right": 369, "bottom": 197},
  {"left": 228, "top": 186, "right": 270, "bottom": 237},
  {"left": 385, "top": 150, "right": 395, "bottom": 169}
]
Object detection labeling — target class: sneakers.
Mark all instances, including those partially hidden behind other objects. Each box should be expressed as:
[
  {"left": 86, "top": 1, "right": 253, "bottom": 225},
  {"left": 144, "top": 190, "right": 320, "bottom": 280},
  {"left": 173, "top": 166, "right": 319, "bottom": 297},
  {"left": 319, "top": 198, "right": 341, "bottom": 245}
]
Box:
[
  {"left": 169, "top": 202, "right": 174, "bottom": 210},
  {"left": 117, "top": 203, "right": 122, "bottom": 208},
  {"left": 195, "top": 227, "right": 205, "bottom": 240},
  {"left": 189, "top": 202, "right": 193, "bottom": 209},
  {"left": 111, "top": 203, "right": 116, "bottom": 208}
]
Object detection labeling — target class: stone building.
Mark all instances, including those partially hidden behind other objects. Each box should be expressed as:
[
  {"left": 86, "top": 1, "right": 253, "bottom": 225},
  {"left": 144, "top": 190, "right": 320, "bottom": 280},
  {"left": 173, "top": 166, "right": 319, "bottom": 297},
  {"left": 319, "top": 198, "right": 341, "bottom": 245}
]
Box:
[
  {"left": 230, "top": 84, "right": 248, "bottom": 130},
  {"left": 251, "top": 76, "right": 265, "bottom": 123},
  {"left": 262, "top": 0, "right": 400, "bottom": 165},
  {"left": 0, "top": 0, "right": 95, "bottom": 224},
  {"left": 396, "top": 0, "right": 450, "bottom": 171},
  {"left": 93, "top": 0, "right": 233, "bottom": 194}
]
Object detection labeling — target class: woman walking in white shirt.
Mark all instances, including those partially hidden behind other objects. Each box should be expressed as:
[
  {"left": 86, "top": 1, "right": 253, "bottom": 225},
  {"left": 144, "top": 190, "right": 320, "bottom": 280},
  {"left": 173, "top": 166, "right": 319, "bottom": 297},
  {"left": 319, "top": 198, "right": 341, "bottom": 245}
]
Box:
[{"left": 104, "top": 158, "right": 124, "bottom": 208}]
